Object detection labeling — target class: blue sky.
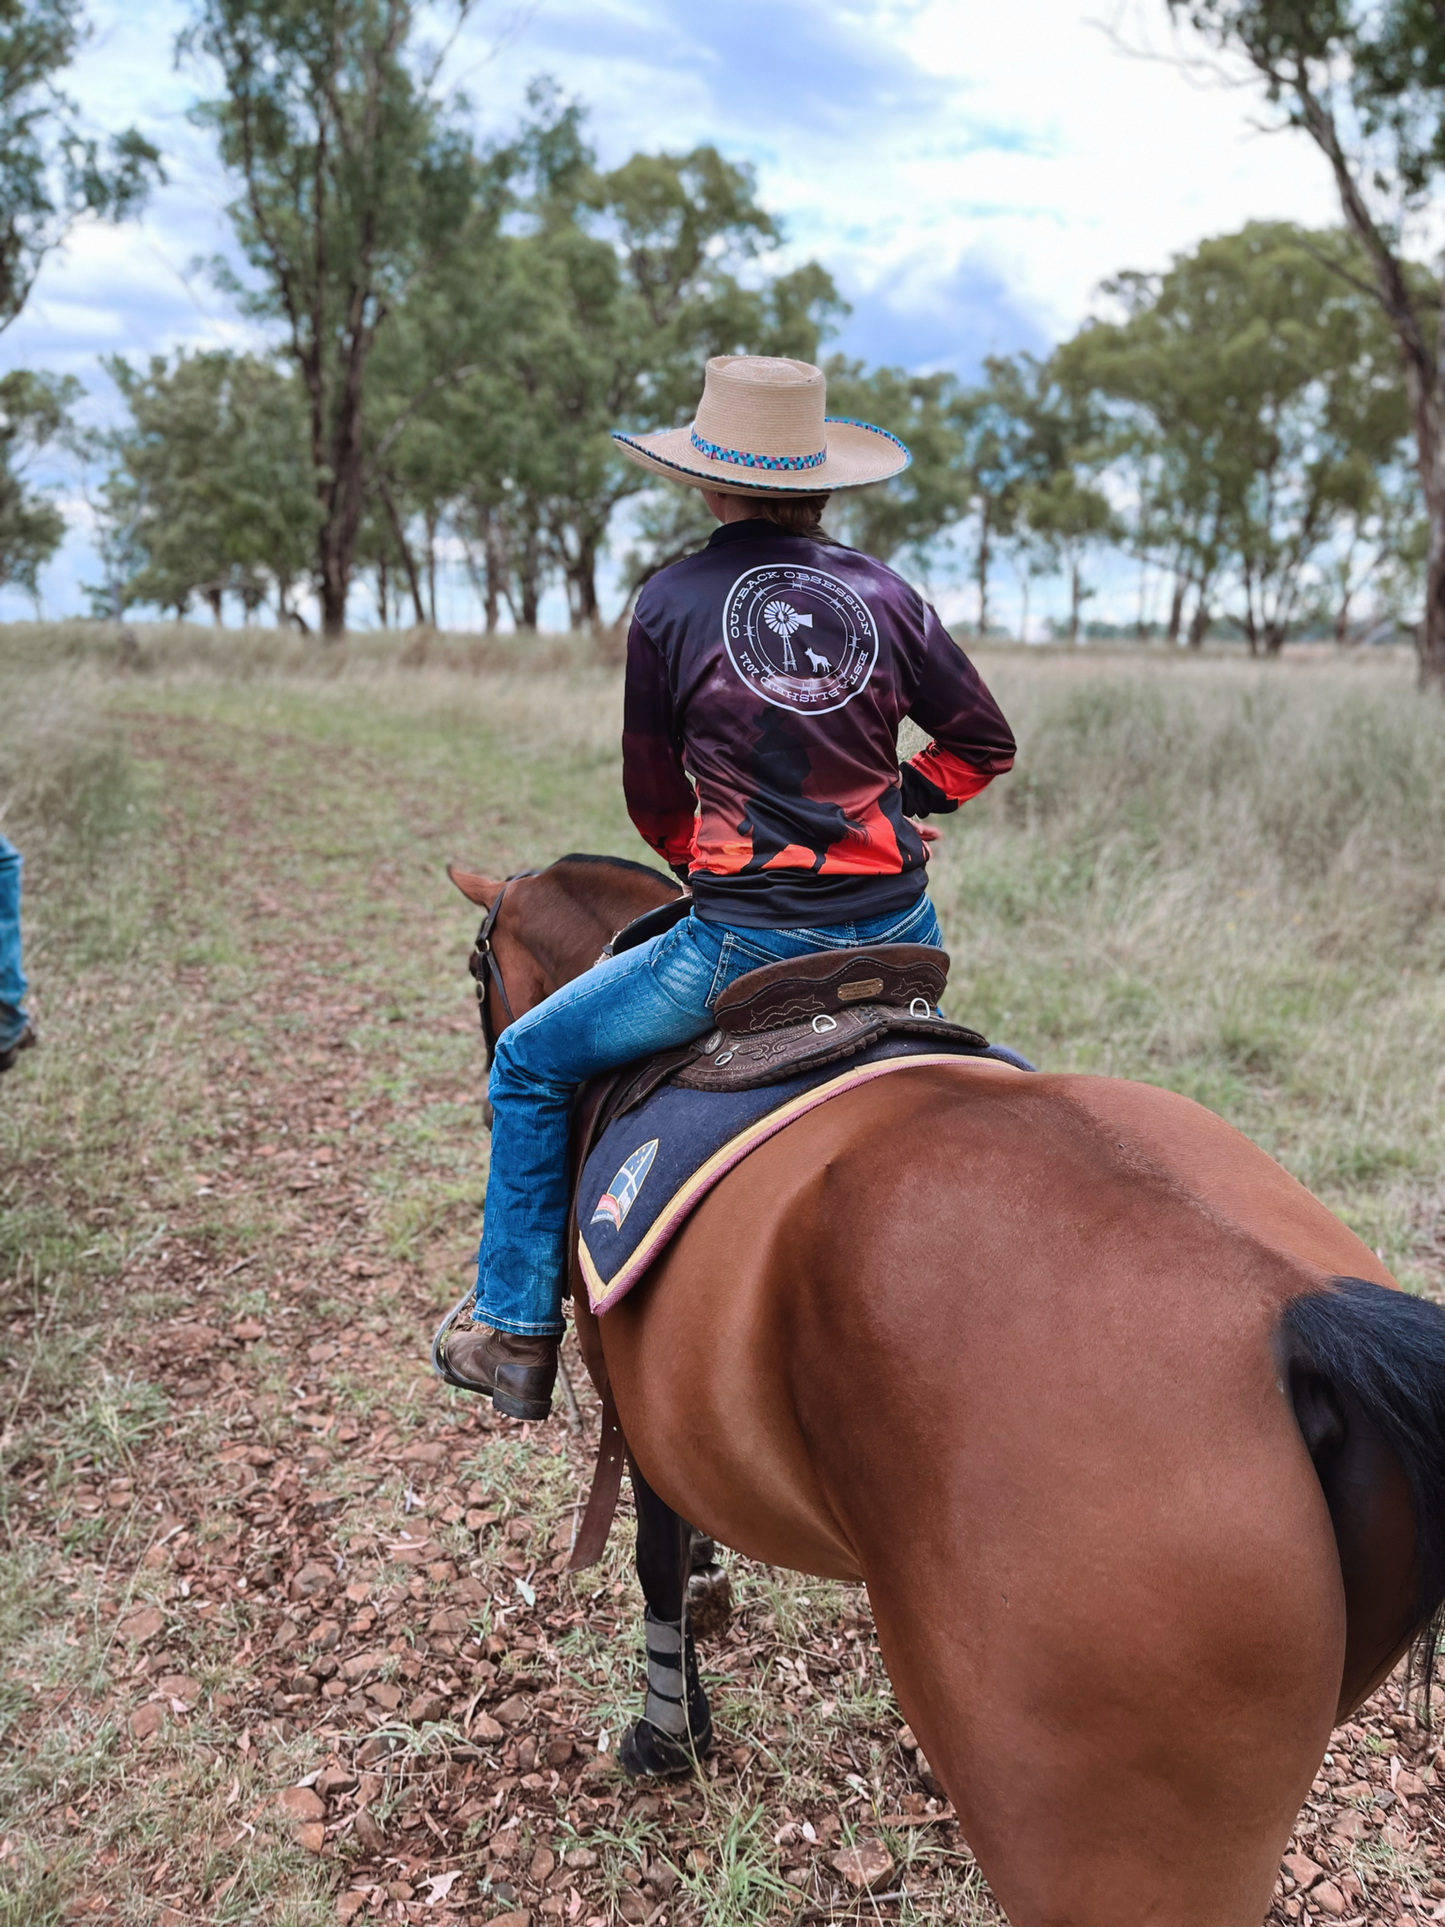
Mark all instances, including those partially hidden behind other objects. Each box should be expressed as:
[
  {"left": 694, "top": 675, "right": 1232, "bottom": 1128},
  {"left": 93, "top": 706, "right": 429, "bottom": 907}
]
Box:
[{"left": 1, "top": 0, "right": 1341, "bottom": 627}]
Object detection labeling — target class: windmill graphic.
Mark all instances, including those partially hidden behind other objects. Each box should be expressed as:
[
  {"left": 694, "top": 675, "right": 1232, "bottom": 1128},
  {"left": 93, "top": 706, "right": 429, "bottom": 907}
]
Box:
[{"left": 763, "top": 598, "right": 813, "bottom": 672}]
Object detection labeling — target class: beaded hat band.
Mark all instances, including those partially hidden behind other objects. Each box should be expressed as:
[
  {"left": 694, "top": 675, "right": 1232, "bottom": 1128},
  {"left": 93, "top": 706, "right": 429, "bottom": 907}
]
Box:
[{"left": 612, "top": 355, "right": 910, "bottom": 495}]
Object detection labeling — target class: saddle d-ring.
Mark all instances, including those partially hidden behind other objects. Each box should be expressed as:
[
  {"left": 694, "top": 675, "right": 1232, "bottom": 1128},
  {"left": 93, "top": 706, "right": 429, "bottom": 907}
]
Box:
[
  {"left": 812, "top": 1013, "right": 839, "bottom": 1034},
  {"left": 910, "top": 997, "right": 933, "bottom": 1019}
]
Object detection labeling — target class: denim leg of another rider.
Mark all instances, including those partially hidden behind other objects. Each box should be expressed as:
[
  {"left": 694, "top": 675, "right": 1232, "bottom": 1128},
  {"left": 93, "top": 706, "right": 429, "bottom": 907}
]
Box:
[
  {"left": 0, "top": 835, "right": 29, "bottom": 1050},
  {"left": 474, "top": 893, "right": 944, "bottom": 1338}
]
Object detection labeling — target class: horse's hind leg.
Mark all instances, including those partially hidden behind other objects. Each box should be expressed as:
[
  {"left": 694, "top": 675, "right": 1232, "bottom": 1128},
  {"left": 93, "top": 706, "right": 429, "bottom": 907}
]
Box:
[{"left": 618, "top": 1451, "right": 714, "bottom": 1777}]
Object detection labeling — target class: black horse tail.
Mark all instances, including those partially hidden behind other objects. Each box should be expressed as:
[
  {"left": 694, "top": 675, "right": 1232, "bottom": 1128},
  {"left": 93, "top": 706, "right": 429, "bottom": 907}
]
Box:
[{"left": 1282, "top": 1275, "right": 1445, "bottom": 1720}]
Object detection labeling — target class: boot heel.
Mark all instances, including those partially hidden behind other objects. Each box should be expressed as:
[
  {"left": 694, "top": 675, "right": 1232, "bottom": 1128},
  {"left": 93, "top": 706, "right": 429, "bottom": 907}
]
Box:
[{"left": 493, "top": 1389, "right": 552, "bottom": 1422}]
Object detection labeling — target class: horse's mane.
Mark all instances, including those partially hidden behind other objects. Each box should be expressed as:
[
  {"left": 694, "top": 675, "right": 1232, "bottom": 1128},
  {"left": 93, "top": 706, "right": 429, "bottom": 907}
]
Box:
[{"left": 553, "top": 852, "right": 684, "bottom": 892}]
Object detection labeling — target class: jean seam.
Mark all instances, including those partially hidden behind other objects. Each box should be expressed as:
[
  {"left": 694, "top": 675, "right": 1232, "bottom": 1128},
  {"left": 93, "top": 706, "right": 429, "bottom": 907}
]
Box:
[{"left": 704, "top": 933, "right": 737, "bottom": 1008}]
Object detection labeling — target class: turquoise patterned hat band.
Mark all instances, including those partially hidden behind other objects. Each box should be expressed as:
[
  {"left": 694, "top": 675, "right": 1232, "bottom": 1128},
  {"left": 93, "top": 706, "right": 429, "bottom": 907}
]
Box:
[
  {"left": 689, "top": 428, "right": 828, "bottom": 472},
  {"left": 611, "top": 355, "right": 911, "bottom": 495}
]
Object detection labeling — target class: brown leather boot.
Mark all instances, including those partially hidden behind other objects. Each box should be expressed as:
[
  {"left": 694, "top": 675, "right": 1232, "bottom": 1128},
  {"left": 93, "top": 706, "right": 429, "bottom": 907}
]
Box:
[
  {"left": 0, "top": 1023, "right": 36, "bottom": 1074},
  {"left": 438, "top": 1323, "right": 558, "bottom": 1421}
]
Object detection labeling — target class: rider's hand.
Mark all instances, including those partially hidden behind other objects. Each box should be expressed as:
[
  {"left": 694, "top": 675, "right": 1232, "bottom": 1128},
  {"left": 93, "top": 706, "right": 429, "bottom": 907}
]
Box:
[{"left": 909, "top": 819, "right": 942, "bottom": 848}]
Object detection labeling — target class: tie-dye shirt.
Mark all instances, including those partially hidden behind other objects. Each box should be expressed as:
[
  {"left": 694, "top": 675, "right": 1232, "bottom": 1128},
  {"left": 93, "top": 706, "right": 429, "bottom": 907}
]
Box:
[{"left": 623, "top": 520, "right": 1016, "bottom": 927}]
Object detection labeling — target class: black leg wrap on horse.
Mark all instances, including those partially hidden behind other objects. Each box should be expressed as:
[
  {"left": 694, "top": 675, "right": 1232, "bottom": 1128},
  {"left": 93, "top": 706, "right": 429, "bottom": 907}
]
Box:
[{"left": 618, "top": 1608, "right": 712, "bottom": 1779}]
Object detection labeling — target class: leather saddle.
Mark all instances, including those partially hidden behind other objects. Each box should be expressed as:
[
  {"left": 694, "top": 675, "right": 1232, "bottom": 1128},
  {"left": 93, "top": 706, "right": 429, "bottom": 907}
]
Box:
[{"left": 582, "top": 935, "right": 988, "bottom": 1138}]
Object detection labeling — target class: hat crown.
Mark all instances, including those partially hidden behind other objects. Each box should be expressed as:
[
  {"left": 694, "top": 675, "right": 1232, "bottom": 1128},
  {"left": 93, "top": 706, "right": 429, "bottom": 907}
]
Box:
[{"left": 692, "top": 356, "right": 826, "bottom": 463}]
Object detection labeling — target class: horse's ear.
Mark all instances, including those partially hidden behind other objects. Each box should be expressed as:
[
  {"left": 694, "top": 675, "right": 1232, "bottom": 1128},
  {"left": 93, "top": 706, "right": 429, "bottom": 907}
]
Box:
[{"left": 447, "top": 863, "right": 503, "bottom": 908}]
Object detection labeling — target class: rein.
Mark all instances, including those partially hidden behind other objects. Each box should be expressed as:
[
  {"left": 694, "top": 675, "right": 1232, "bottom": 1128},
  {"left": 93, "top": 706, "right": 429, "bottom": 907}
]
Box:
[{"left": 467, "top": 870, "right": 540, "bottom": 1067}]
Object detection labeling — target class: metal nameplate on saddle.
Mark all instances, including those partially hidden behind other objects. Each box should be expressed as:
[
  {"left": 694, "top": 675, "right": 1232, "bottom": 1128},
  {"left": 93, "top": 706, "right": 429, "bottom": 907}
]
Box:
[{"left": 673, "top": 942, "right": 983, "bottom": 1092}]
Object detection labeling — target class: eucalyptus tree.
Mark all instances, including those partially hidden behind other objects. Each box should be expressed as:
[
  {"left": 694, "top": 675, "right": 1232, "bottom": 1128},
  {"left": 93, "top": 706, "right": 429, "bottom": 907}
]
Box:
[
  {"left": 0, "top": 0, "right": 160, "bottom": 331},
  {"left": 101, "top": 350, "right": 315, "bottom": 622},
  {"left": 1169, "top": 0, "right": 1445, "bottom": 685},
  {"left": 0, "top": 367, "right": 75, "bottom": 596},
  {"left": 372, "top": 89, "right": 845, "bottom": 633},
  {"left": 821, "top": 361, "right": 964, "bottom": 569},
  {"left": 1059, "top": 223, "right": 1408, "bottom": 651},
  {"left": 181, "top": 0, "right": 497, "bottom": 637}
]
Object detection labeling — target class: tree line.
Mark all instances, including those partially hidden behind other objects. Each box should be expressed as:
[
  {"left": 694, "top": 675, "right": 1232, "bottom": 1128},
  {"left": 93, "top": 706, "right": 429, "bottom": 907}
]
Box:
[{"left": 0, "top": 0, "right": 1443, "bottom": 677}]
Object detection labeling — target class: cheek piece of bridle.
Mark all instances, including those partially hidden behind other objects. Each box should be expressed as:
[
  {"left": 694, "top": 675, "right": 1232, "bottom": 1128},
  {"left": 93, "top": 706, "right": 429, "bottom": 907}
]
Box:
[{"left": 467, "top": 869, "right": 540, "bottom": 1067}]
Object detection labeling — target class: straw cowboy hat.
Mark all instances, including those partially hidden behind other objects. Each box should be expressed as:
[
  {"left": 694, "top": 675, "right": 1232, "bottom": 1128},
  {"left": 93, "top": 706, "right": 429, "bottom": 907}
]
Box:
[{"left": 611, "top": 354, "right": 910, "bottom": 494}]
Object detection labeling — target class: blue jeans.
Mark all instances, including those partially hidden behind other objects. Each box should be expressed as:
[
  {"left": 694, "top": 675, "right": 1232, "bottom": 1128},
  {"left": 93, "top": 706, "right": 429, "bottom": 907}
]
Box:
[
  {"left": 477, "top": 893, "right": 944, "bottom": 1335},
  {"left": 0, "top": 836, "right": 28, "bottom": 1051}
]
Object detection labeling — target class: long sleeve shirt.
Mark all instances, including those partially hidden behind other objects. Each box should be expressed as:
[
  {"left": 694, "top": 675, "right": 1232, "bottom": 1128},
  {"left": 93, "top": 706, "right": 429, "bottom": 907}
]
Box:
[{"left": 622, "top": 518, "right": 1017, "bottom": 927}]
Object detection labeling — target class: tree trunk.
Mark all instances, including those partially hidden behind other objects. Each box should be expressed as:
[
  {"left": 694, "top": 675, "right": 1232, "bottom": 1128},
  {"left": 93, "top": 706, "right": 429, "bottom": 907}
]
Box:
[
  {"left": 517, "top": 517, "right": 541, "bottom": 631},
  {"left": 376, "top": 557, "right": 389, "bottom": 628},
  {"left": 568, "top": 530, "right": 602, "bottom": 633},
  {"left": 1069, "top": 562, "right": 1081, "bottom": 644},
  {"left": 1285, "top": 74, "right": 1445, "bottom": 690},
  {"left": 1334, "top": 587, "right": 1352, "bottom": 644},
  {"left": 483, "top": 508, "right": 501, "bottom": 634},
  {"left": 204, "top": 585, "right": 223, "bottom": 626},
  {"left": 425, "top": 509, "right": 439, "bottom": 627},
  {"left": 379, "top": 479, "right": 426, "bottom": 626},
  {"left": 1167, "top": 574, "right": 1187, "bottom": 646},
  {"left": 1187, "top": 598, "right": 1210, "bottom": 649},
  {"left": 1421, "top": 438, "right": 1445, "bottom": 688},
  {"left": 976, "top": 509, "right": 991, "bottom": 637}
]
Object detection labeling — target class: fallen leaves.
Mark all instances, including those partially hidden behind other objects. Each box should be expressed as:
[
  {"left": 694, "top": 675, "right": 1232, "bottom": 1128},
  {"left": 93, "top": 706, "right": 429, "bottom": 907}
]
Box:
[{"left": 116, "top": 1606, "right": 165, "bottom": 1644}]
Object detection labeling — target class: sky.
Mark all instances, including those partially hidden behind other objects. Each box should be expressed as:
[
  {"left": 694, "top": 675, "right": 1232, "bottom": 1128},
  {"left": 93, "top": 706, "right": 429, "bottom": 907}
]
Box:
[{"left": 0, "top": 0, "right": 1343, "bottom": 628}]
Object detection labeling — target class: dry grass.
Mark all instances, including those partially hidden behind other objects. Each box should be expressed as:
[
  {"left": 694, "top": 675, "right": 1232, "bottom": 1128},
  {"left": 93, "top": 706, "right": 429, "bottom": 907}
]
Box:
[{"left": 1, "top": 621, "right": 1443, "bottom": 1926}]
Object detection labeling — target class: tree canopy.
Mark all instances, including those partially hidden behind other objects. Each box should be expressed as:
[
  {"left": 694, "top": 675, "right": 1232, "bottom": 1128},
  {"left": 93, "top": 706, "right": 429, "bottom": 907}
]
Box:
[{"left": 1169, "top": 0, "right": 1445, "bottom": 682}]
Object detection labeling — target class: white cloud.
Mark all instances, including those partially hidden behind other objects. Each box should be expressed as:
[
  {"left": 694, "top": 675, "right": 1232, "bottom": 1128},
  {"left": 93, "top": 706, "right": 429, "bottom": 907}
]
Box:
[{"left": 0, "top": 0, "right": 1350, "bottom": 620}]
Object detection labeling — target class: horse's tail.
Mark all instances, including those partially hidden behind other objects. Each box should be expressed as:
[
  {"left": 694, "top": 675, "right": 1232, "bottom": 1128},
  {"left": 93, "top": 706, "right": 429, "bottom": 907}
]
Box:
[{"left": 1282, "top": 1275, "right": 1445, "bottom": 1718}]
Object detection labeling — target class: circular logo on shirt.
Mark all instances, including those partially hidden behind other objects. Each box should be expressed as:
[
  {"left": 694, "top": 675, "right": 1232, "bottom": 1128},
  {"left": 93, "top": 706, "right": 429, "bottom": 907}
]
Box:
[{"left": 722, "top": 564, "right": 880, "bottom": 715}]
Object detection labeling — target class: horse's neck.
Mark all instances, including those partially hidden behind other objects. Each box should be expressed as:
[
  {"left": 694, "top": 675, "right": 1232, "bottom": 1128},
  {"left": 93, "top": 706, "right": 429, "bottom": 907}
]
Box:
[{"left": 528, "top": 869, "right": 678, "bottom": 991}]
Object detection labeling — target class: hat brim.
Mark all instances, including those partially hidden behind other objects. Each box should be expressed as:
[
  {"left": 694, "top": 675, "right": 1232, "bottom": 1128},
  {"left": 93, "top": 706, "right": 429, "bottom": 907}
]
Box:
[{"left": 611, "top": 417, "right": 910, "bottom": 494}]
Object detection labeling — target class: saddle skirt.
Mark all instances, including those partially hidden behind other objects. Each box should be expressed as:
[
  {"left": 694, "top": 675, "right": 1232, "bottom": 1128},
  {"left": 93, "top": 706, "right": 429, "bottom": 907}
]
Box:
[{"left": 569, "top": 941, "right": 1032, "bottom": 1315}]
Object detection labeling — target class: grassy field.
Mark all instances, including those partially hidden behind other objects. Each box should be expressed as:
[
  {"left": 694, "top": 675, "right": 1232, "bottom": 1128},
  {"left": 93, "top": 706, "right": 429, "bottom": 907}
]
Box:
[{"left": 2, "top": 618, "right": 1444, "bottom": 1927}]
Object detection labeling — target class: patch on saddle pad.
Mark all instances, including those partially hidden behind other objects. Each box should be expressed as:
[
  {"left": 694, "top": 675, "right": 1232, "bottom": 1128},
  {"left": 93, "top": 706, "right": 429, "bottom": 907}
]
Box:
[{"left": 576, "top": 1039, "right": 1028, "bottom": 1315}]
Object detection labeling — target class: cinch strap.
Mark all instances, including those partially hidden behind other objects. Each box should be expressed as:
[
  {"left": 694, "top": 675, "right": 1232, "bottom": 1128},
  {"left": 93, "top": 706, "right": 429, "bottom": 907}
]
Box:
[{"left": 689, "top": 428, "right": 827, "bottom": 472}]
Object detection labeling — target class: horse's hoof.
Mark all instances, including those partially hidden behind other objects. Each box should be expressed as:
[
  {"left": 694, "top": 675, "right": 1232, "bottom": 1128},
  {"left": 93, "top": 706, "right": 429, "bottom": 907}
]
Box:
[
  {"left": 618, "top": 1714, "right": 712, "bottom": 1779},
  {"left": 687, "top": 1562, "right": 733, "bottom": 1641}
]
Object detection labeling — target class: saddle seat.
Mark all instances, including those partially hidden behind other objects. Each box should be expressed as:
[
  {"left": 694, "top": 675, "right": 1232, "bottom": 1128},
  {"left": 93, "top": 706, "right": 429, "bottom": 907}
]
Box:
[{"left": 582, "top": 939, "right": 989, "bottom": 1139}]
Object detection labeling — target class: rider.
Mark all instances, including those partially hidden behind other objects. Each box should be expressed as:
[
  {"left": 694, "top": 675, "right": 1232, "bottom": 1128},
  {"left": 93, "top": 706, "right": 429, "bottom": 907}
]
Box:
[{"left": 441, "top": 354, "right": 1016, "bottom": 1419}]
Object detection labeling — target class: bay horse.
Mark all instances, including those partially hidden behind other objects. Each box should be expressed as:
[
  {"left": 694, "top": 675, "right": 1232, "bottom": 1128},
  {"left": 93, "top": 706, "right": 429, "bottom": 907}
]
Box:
[{"left": 447, "top": 852, "right": 1445, "bottom": 1927}]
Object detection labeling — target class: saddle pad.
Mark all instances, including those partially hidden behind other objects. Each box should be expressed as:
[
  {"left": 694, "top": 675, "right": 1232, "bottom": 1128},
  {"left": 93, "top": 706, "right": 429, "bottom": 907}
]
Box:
[{"left": 576, "top": 1038, "right": 1027, "bottom": 1315}]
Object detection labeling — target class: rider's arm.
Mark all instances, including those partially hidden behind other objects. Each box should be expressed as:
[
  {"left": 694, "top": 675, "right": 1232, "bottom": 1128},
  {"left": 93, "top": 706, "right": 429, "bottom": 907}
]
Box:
[
  {"left": 900, "top": 605, "right": 1016, "bottom": 817},
  {"left": 623, "top": 611, "right": 698, "bottom": 877}
]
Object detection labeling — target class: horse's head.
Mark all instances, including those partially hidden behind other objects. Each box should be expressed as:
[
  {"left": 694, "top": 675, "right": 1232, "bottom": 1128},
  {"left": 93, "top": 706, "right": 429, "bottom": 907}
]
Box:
[{"left": 446, "top": 852, "right": 682, "bottom": 1055}]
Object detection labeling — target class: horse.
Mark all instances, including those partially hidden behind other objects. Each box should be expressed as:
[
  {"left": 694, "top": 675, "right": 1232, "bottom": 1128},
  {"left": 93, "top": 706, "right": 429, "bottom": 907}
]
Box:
[{"left": 446, "top": 850, "right": 1445, "bottom": 1927}]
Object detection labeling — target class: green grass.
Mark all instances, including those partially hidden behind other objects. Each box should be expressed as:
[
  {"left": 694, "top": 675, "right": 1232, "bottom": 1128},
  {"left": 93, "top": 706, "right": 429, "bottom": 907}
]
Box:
[{"left": 1, "top": 619, "right": 1442, "bottom": 1924}]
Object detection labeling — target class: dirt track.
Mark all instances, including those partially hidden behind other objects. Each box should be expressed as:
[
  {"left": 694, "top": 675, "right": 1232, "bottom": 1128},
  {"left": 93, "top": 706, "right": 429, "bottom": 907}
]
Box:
[{"left": 5, "top": 699, "right": 1445, "bottom": 1926}]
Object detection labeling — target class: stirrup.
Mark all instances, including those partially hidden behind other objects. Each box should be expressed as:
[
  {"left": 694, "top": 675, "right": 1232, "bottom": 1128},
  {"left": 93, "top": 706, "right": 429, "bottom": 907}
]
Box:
[{"left": 430, "top": 1289, "right": 480, "bottom": 1390}]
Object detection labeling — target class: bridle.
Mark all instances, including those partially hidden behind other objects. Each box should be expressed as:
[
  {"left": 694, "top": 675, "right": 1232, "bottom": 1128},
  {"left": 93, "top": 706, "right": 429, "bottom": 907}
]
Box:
[{"left": 467, "top": 870, "right": 539, "bottom": 1067}]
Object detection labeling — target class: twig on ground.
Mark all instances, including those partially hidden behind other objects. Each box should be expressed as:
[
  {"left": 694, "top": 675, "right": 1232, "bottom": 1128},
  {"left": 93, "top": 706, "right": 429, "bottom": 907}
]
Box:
[{"left": 556, "top": 1353, "right": 583, "bottom": 1434}]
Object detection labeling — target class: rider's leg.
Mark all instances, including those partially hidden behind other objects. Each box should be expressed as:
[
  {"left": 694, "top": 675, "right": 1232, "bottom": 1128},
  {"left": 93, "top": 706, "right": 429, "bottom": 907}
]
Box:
[
  {"left": 0, "top": 835, "right": 33, "bottom": 1067},
  {"left": 443, "top": 917, "right": 728, "bottom": 1415},
  {"left": 442, "top": 892, "right": 944, "bottom": 1417}
]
